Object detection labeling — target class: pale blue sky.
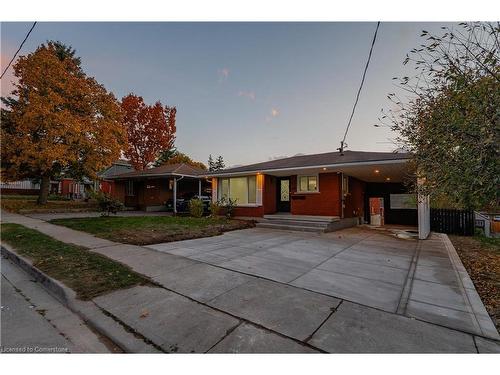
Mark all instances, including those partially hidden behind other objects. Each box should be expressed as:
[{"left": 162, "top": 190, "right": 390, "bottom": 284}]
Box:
[{"left": 1, "top": 22, "right": 455, "bottom": 166}]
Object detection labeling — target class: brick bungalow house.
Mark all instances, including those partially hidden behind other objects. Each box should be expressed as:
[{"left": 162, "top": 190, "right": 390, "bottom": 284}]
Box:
[
  {"left": 108, "top": 163, "right": 210, "bottom": 212},
  {"left": 206, "top": 150, "right": 418, "bottom": 227},
  {"left": 107, "top": 151, "right": 430, "bottom": 238}
]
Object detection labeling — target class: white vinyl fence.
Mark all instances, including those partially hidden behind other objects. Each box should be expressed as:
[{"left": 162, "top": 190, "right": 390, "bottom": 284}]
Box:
[{"left": 0, "top": 180, "right": 40, "bottom": 190}]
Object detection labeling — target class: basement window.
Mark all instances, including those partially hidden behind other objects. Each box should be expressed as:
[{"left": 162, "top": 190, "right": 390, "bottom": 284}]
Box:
[{"left": 297, "top": 175, "right": 318, "bottom": 193}]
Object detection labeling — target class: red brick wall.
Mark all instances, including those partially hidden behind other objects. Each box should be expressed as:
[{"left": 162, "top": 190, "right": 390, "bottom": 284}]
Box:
[
  {"left": 263, "top": 175, "right": 276, "bottom": 214},
  {"left": 138, "top": 179, "right": 173, "bottom": 208},
  {"left": 99, "top": 180, "right": 114, "bottom": 195},
  {"left": 290, "top": 173, "right": 342, "bottom": 216},
  {"left": 112, "top": 181, "right": 126, "bottom": 201},
  {"left": 344, "top": 177, "right": 366, "bottom": 218},
  {"left": 233, "top": 206, "right": 265, "bottom": 217},
  {"left": 60, "top": 179, "right": 72, "bottom": 195}
]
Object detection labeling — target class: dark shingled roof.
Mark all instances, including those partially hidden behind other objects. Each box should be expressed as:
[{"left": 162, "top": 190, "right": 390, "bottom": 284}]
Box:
[
  {"left": 210, "top": 150, "right": 410, "bottom": 175},
  {"left": 110, "top": 163, "right": 206, "bottom": 179}
]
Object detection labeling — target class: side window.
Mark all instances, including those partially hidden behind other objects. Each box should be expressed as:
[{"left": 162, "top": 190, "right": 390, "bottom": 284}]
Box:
[{"left": 126, "top": 180, "right": 135, "bottom": 196}]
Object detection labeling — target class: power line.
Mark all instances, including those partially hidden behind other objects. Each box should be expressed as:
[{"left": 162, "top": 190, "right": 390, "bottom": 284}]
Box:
[
  {"left": 0, "top": 22, "right": 37, "bottom": 80},
  {"left": 338, "top": 21, "right": 380, "bottom": 154}
]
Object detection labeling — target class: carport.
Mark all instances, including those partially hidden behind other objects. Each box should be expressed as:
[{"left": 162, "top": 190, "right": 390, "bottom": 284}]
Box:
[{"left": 108, "top": 163, "right": 211, "bottom": 213}]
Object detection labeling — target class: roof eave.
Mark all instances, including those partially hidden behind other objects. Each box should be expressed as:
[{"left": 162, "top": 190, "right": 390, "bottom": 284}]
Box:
[
  {"left": 202, "top": 158, "right": 411, "bottom": 178},
  {"left": 109, "top": 172, "right": 202, "bottom": 180}
]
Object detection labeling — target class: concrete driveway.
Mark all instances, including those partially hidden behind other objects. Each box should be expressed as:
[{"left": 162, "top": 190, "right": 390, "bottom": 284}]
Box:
[
  {"left": 4, "top": 210, "right": 499, "bottom": 352},
  {"left": 147, "top": 226, "right": 499, "bottom": 341}
]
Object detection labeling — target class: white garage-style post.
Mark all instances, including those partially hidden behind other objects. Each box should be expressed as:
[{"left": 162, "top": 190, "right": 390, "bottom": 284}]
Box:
[
  {"left": 417, "top": 177, "right": 430, "bottom": 239},
  {"left": 198, "top": 179, "right": 202, "bottom": 197},
  {"left": 173, "top": 177, "right": 177, "bottom": 214}
]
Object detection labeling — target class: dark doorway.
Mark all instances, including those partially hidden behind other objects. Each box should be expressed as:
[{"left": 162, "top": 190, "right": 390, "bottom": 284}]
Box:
[
  {"left": 277, "top": 177, "right": 291, "bottom": 212},
  {"left": 364, "top": 182, "right": 418, "bottom": 226}
]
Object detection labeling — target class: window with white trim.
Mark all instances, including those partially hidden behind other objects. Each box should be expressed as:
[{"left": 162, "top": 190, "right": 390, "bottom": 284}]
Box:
[
  {"left": 219, "top": 176, "right": 257, "bottom": 205},
  {"left": 297, "top": 175, "right": 318, "bottom": 192}
]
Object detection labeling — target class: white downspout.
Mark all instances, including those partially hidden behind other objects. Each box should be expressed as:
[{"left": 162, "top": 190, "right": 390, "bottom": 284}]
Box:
[
  {"left": 340, "top": 173, "right": 345, "bottom": 219},
  {"left": 173, "top": 176, "right": 184, "bottom": 215}
]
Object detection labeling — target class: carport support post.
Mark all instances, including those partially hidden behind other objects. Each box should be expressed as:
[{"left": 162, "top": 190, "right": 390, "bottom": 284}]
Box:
[
  {"left": 173, "top": 177, "right": 177, "bottom": 215},
  {"left": 417, "top": 177, "right": 430, "bottom": 239},
  {"left": 198, "top": 179, "right": 202, "bottom": 197}
]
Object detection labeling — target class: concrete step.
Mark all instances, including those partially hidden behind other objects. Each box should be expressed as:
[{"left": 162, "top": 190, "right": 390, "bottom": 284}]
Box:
[
  {"left": 258, "top": 219, "right": 330, "bottom": 228},
  {"left": 256, "top": 222, "right": 325, "bottom": 233},
  {"left": 263, "top": 214, "right": 340, "bottom": 223}
]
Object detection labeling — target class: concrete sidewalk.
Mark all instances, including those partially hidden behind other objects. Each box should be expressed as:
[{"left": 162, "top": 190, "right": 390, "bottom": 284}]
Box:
[{"left": 2, "top": 210, "right": 499, "bottom": 353}]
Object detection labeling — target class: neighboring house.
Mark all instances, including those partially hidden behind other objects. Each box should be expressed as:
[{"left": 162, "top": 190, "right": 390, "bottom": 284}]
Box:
[
  {"left": 1, "top": 178, "right": 91, "bottom": 199},
  {"left": 206, "top": 150, "right": 418, "bottom": 226},
  {"left": 55, "top": 178, "right": 93, "bottom": 199},
  {"left": 97, "top": 159, "right": 134, "bottom": 195},
  {"left": 108, "top": 163, "right": 210, "bottom": 212}
]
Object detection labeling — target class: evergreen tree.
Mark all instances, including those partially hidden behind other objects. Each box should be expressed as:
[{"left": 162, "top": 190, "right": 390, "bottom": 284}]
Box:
[
  {"left": 208, "top": 154, "right": 215, "bottom": 172},
  {"left": 215, "top": 155, "right": 225, "bottom": 171}
]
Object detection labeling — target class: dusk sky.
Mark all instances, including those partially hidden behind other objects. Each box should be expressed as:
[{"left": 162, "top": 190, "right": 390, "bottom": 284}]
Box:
[{"left": 1, "top": 22, "right": 455, "bottom": 167}]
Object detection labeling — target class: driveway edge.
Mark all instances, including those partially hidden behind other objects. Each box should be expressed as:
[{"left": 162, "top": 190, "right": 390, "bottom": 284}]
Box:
[
  {"left": 1, "top": 244, "right": 161, "bottom": 353},
  {"left": 441, "top": 233, "right": 500, "bottom": 340}
]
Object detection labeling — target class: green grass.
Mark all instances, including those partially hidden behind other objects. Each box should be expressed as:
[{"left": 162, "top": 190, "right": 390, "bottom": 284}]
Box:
[
  {"left": 1, "top": 223, "right": 149, "bottom": 300},
  {"left": 1, "top": 194, "right": 40, "bottom": 200},
  {"left": 50, "top": 216, "right": 254, "bottom": 245}
]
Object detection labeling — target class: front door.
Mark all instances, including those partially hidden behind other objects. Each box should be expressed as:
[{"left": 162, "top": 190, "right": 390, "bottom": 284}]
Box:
[{"left": 277, "top": 177, "right": 291, "bottom": 212}]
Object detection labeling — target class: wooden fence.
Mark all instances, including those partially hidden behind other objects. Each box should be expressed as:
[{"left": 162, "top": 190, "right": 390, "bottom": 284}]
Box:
[{"left": 430, "top": 208, "right": 475, "bottom": 236}]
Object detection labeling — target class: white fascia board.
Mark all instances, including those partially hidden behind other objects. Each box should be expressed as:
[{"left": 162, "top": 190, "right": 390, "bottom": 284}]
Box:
[{"left": 110, "top": 172, "right": 202, "bottom": 180}]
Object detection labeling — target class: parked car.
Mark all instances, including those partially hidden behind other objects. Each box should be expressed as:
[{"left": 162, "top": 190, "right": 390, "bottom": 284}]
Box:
[{"left": 166, "top": 195, "right": 211, "bottom": 213}]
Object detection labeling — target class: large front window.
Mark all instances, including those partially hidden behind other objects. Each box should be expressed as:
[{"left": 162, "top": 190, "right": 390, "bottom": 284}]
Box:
[{"left": 219, "top": 176, "right": 257, "bottom": 205}]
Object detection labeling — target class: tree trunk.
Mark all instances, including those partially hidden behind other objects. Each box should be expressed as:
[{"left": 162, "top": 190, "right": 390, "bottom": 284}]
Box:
[{"left": 37, "top": 175, "right": 50, "bottom": 205}]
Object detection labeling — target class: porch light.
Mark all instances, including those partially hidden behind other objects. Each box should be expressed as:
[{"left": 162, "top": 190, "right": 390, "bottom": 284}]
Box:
[
  {"left": 374, "top": 169, "right": 380, "bottom": 174},
  {"left": 386, "top": 177, "right": 391, "bottom": 181},
  {"left": 322, "top": 167, "right": 327, "bottom": 170}
]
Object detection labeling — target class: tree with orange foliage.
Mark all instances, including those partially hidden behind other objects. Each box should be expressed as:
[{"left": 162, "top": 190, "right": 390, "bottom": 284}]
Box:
[
  {"left": 161, "top": 152, "right": 207, "bottom": 170},
  {"left": 1, "top": 41, "right": 126, "bottom": 204},
  {"left": 121, "top": 94, "right": 176, "bottom": 170}
]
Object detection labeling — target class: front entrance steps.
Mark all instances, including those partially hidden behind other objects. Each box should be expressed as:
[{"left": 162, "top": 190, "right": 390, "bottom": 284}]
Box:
[{"left": 256, "top": 214, "right": 343, "bottom": 233}]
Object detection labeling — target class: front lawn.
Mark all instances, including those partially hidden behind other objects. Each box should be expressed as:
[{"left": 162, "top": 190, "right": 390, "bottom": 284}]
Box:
[
  {"left": 49, "top": 216, "right": 255, "bottom": 245},
  {"left": 1, "top": 223, "right": 150, "bottom": 300},
  {"left": 1, "top": 195, "right": 97, "bottom": 213},
  {"left": 450, "top": 235, "right": 500, "bottom": 333}
]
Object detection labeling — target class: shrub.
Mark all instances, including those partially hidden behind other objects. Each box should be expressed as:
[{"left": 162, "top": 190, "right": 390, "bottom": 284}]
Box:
[
  {"left": 91, "top": 191, "right": 124, "bottom": 216},
  {"left": 209, "top": 200, "right": 222, "bottom": 217},
  {"left": 219, "top": 197, "right": 237, "bottom": 218},
  {"left": 189, "top": 198, "right": 204, "bottom": 218}
]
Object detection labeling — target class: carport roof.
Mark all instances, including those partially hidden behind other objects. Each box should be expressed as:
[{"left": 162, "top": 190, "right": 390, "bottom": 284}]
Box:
[{"left": 109, "top": 163, "right": 206, "bottom": 179}]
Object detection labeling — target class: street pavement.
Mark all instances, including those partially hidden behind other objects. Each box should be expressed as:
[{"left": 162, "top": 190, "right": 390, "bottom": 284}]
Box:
[{"left": 1, "top": 257, "right": 113, "bottom": 353}]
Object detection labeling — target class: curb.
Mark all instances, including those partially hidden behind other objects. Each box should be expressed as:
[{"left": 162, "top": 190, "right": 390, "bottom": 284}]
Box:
[
  {"left": 440, "top": 234, "right": 500, "bottom": 340},
  {"left": 1, "top": 244, "right": 160, "bottom": 353}
]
